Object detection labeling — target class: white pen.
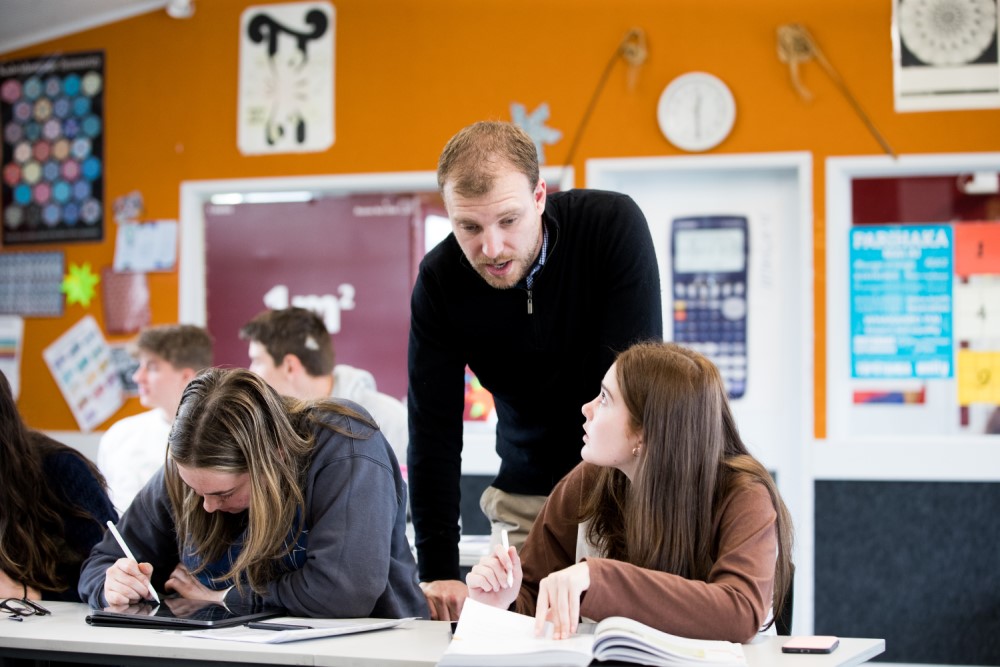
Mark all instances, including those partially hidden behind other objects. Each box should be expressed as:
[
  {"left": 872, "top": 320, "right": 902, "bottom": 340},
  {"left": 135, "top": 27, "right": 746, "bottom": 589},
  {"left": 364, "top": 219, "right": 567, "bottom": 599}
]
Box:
[
  {"left": 501, "top": 529, "right": 513, "bottom": 587},
  {"left": 106, "top": 520, "right": 161, "bottom": 603}
]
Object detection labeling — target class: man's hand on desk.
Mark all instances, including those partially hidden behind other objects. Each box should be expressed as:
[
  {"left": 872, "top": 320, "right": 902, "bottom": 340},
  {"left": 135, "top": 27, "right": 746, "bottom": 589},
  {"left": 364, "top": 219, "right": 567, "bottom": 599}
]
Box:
[{"left": 420, "top": 579, "right": 468, "bottom": 621}]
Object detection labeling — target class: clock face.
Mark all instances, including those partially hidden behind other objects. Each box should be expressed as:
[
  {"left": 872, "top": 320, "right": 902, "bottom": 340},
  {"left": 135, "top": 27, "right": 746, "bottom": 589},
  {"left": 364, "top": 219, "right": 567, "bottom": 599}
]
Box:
[{"left": 657, "top": 72, "right": 736, "bottom": 152}]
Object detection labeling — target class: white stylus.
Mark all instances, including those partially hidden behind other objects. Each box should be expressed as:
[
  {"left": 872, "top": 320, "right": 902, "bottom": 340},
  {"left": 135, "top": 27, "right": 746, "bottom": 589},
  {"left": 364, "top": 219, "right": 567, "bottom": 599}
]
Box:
[
  {"left": 106, "top": 521, "right": 161, "bottom": 603},
  {"left": 501, "top": 529, "right": 513, "bottom": 587}
]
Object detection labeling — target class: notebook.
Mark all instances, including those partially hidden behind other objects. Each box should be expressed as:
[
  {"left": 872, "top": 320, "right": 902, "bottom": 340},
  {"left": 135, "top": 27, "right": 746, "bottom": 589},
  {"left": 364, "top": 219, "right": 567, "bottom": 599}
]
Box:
[{"left": 85, "top": 599, "right": 282, "bottom": 629}]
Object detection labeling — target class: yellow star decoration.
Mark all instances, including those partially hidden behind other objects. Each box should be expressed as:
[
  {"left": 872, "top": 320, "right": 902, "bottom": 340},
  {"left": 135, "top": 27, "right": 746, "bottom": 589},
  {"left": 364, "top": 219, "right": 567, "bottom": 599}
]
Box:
[{"left": 61, "top": 262, "right": 101, "bottom": 307}]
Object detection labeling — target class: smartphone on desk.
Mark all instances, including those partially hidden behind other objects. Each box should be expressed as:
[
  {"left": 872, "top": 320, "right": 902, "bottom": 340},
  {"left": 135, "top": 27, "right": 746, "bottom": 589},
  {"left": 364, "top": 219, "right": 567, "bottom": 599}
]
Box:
[{"left": 782, "top": 636, "right": 840, "bottom": 654}]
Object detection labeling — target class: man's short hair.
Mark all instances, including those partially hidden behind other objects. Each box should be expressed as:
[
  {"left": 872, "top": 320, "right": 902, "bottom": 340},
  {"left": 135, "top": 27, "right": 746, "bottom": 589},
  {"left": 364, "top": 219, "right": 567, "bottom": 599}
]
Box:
[
  {"left": 437, "top": 120, "right": 540, "bottom": 198},
  {"left": 134, "top": 324, "right": 214, "bottom": 371},
  {"left": 239, "top": 307, "right": 334, "bottom": 378}
]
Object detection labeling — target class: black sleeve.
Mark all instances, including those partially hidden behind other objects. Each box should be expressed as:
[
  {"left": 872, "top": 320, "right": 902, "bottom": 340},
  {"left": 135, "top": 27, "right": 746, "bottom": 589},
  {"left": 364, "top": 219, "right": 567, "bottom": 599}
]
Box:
[
  {"left": 53, "top": 453, "right": 118, "bottom": 557},
  {"left": 596, "top": 193, "right": 663, "bottom": 357},
  {"left": 406, "top": 268, "right": 467, "bottom": 582},
  {"left": 45, "top": 453, "right": 118, "bottom": 602}
]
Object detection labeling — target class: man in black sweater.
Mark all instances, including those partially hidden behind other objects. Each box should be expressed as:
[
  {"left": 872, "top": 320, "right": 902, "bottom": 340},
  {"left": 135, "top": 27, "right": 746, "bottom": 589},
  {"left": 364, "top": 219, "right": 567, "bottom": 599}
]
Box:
[{"left": 408, "top": 121, "right": 662, "bottom": 620}]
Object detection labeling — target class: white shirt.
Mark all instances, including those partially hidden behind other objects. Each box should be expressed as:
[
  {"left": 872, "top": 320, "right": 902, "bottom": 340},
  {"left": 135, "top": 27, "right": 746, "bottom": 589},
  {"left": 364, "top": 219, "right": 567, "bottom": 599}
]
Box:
[
  {"left": 331, "top": 364, "right": 408, "bottom": 473},
  {"left": 97, "top": 409, "right": 171, "bottom": 512}
]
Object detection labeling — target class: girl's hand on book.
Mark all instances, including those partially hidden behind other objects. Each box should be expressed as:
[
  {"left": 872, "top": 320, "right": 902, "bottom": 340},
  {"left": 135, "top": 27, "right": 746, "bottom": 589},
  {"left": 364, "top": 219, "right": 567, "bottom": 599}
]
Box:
[
  {"left": 534, "top": 562, "right": 590, "bottom": 640},
  {"left": 465, "top": 544, "right": 521, "bottom": 609}
]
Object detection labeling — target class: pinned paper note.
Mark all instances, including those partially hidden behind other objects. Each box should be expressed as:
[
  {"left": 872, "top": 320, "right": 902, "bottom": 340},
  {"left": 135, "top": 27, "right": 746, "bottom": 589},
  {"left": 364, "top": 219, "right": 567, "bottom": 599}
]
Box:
[
  {"left": 109, "top": 343, "right": 140, "bottom": 397},
  {"left": 957, "top": 349, "right": 1000, "bottom": 406},
  {"left": 954, "top": 223, "right": 1000, "bottom": 277},
  {"left": 954, "top": 276, "right": 1000, "bottom": 340},
  {"left": 113, "top": 220, "right": 178, "bottom": 272},
  {"left": 0, "top": 252, "right": 64, "bottom": 317},
  {"left": 102, "top": 268, "right": 151, "bottom": 334},
  {"left": 113, "top": 190, "right": 145, "bottom": 225}
]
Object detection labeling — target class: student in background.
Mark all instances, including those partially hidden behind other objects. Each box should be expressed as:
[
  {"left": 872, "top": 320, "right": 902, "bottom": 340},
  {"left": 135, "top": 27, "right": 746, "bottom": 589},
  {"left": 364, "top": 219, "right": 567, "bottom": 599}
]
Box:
[
  {"left": 409, "top": 120, "right": 662, "bottom": 620},
  {"left": 79, "top": 368, "right": 427, "bottom": 619},
  {"left": 466, "top": 342, "right": 794, "bottom": 643},
  {"left": 98, "top": 324, "right": 213, "bottom": 511},
  {"left": 240, "top": 307, "right": 409, "bottom": 469},
  {"left": 0, "top": 370, "right": 117, "bottom": 602}
]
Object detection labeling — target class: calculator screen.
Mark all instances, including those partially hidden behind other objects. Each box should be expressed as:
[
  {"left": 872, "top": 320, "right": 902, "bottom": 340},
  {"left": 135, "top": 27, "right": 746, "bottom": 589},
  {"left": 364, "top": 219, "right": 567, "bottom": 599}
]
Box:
[{"left": 673, "top": 227, "right": 746, "bottom": 273}]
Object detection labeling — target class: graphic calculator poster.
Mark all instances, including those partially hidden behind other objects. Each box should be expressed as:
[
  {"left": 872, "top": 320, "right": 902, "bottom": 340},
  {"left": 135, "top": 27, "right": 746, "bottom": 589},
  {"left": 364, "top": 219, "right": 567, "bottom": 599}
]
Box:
[{"left": 1, "top": 51, "right": 105, "bottom": 245}]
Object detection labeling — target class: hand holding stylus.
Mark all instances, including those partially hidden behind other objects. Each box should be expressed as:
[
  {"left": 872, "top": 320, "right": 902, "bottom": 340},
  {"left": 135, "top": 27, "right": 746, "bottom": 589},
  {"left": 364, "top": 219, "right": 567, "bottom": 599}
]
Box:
[{"left": 104, "top": 521, "right": 161, "bottom": 605}]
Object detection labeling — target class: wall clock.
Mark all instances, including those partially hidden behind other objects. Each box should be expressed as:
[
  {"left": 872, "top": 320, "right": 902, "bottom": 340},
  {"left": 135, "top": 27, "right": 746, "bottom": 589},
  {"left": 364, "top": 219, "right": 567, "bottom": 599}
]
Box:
[{"left": 657, "top": 72, "right": 736, "bottom": 152}]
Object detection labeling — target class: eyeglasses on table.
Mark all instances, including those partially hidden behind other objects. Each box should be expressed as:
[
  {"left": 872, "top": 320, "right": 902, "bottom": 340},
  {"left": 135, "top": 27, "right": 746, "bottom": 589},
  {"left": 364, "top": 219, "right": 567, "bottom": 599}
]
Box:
[{"left": 1, "top": 597, "right": 51, "bottom": 621}]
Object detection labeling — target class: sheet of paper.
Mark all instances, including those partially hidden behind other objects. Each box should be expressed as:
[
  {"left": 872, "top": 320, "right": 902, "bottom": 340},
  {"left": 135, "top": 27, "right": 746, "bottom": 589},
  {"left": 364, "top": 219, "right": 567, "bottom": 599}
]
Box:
[
  {"left": 113, "top": 220, "right": 178, "bottom": 272},
  {"left": 183, "top": 617, "right": 416, "bottom": 644},
  {"left": 954, "top": 223, "right": 1000, "bottom": 277},
  {"left": 957, "top": 349, "right": 1000, "bottom": 406},
  {"left": 102, "top": 268, "right": 151, "bottom": 334},
  {"left": 0, "top": 251, "right": 64, "bottom": 316},
  {"left": 954, "top": 277, "right": 1000, "bottom": 340},
  {"left": 42, "top": 315, "right": 124, "bottom": 431},
  {"left": 448, "top": 598, "right": 593, "bottom": 658}
]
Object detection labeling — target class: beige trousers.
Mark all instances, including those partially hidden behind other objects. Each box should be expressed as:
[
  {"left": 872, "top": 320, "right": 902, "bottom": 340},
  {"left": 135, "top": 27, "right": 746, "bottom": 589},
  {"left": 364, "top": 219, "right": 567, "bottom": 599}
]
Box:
[{"left": 479, "top": 485, "right": 549, "bottom": 552}]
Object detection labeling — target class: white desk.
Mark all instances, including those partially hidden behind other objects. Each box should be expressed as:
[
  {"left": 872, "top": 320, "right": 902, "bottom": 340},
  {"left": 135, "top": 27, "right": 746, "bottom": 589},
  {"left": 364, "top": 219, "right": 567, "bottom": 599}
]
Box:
[
  {"left": 0, "top": 602, "right": 884, "bottom": 667},
  {"left": 744, "top": 635, "right": 885, "bottom": 667}
]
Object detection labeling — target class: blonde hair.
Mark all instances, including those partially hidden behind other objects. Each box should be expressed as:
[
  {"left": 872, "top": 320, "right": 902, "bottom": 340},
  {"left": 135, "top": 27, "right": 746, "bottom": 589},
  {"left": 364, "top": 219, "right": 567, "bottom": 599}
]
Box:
[
  {"left": 165, "top": 367, "right": 373, "bottom": 593},
  {"left": 437, "top": 121, "right": 539, "bottom": 197}
]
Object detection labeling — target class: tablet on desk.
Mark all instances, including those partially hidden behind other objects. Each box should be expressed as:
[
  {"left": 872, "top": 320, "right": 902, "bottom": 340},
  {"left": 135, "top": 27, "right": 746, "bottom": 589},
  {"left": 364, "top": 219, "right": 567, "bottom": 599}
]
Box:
[{"left": 85, "top": 599, "right": 282, "bottom": 629}]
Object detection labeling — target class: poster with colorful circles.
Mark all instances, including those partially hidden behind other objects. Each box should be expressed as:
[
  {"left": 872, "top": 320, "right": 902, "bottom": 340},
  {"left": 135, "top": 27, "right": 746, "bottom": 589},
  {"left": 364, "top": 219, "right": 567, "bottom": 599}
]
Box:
[{"left": 1, "top": 51, "right": 105, "bottom": 245}]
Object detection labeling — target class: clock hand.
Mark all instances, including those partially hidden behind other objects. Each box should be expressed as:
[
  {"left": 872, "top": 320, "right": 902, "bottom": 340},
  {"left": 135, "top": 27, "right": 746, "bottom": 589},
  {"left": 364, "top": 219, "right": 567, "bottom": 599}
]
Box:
[{"left": 693, "top": 93, "right": 702, "bottom": 139}]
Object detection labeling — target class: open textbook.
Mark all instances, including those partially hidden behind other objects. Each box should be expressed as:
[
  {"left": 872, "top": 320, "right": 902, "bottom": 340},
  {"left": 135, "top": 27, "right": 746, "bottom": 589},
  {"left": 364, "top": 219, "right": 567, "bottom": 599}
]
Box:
[{"left": 438, "top": 599, "right": 746, "bottom": 667}]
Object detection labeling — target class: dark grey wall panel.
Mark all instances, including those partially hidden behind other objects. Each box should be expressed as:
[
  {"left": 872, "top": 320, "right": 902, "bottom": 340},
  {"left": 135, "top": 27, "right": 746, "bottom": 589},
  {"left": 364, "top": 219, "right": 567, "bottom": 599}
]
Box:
[
  {"left": 460, "top": 474, "right": 493, "bottom": 535},
  {"left": 815, "top": 481, "right": 1000, "bottom": 665}
]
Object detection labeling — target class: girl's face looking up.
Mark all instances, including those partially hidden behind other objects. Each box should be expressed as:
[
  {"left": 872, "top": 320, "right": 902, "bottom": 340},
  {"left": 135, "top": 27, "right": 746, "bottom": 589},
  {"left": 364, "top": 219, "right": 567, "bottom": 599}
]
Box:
[
  {"left": 175, "top": 464, "right": 252, "bottom": 514},
  {"left": 581, "top": 362, "right": 642, "bottom": 480}
]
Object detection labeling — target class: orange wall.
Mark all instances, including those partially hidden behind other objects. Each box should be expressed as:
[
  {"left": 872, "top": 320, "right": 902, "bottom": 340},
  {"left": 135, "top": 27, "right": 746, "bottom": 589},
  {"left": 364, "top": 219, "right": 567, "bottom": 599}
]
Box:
[{"left": 5, "top": 0, "right": 1000, "bottom": 434}]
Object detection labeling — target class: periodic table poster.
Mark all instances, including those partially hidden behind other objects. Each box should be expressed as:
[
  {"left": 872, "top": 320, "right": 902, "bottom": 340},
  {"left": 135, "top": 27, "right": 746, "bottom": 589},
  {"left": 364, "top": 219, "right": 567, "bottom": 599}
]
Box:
[{"left": 1, "top": 51, "right": 105, "bottom": 245}]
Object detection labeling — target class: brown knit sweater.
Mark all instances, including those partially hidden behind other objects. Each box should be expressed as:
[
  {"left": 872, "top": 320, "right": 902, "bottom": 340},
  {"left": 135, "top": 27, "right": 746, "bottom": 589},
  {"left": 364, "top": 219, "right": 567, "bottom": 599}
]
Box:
[{"left": 515, "top": 462, "right": 777, "bottom": 643}]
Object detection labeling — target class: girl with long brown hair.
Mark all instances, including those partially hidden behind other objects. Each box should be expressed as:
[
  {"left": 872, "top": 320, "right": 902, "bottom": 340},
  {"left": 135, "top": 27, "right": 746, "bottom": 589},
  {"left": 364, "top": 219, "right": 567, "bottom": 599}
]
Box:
[
  {"left": 79, "top": 368, "right": 427, "bottom": 618},
  {"left": 0, "top": 370, "right": 117, "bottom": 602},
  {"left": 467, "top": 342, "right": 793, "bottom": 643}
]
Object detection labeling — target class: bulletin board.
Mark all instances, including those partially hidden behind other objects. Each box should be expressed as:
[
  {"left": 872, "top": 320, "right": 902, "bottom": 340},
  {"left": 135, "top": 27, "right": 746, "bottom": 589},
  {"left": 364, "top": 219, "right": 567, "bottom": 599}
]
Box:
[{"left": 826, "top": 153, "right": 1000, "bottom": 446}]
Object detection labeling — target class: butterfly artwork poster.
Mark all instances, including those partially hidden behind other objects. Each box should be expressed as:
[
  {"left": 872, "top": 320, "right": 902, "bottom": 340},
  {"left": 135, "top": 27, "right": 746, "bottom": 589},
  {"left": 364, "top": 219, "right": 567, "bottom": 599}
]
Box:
[{"left": 238, "top": 1, "right": 335, "bottom": 154}]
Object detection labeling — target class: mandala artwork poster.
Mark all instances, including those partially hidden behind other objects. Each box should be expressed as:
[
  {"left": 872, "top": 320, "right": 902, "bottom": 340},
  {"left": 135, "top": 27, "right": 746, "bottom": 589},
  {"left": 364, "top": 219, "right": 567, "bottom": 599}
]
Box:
[{"left": 893, "top": 0, "right": 1000, "bottom": 111}]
